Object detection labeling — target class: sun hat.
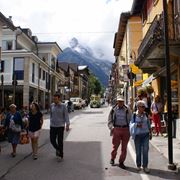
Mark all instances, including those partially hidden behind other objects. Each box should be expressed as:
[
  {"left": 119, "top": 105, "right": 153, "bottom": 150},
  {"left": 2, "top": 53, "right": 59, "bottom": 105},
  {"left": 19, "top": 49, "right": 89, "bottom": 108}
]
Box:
[{"left": 116, "top": 96, "right": 124, "bottom": 101}]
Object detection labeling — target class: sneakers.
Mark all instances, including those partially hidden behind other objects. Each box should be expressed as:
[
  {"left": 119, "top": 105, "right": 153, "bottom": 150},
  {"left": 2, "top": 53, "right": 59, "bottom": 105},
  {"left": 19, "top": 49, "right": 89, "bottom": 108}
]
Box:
[
  {"left": 137, "top": 166, "right": 141, "bottom": 171},
  {"left": 143, "top": 167, "right": 150, "bottom": 173},
  {"left": 119, "top": 162, "right": 127, "bottom": 169},
  {"left": 56, "top": 150, "right": 63, "bottom": 162},
  {"left": 33, "top": 154, "right": 38, "bottom": 160},
  {"left": 110, "top": 159, "right": 114, "bottom": 165},
  {"left": 57, "top": 156, "right": 63, "bottom": 162}
]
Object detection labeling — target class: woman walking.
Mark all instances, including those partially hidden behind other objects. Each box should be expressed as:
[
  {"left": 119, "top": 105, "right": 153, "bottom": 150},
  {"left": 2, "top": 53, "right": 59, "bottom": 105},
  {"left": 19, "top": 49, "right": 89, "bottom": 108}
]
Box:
[
  {"left": 4, "top": 104, "right": 23, "bottom": 157},
  {"left": 130, "top": 100, "right": 152, "bottom": 173},
  {"left": 151, "top": 95, "right": 163, "bottom": 136},
  {"left": 28, "top": 102, "right": 43, "bottom": 160}
]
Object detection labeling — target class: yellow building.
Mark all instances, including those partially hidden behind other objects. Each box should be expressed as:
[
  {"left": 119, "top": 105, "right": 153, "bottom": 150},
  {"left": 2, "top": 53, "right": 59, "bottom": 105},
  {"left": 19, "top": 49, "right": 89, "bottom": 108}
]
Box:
[
  {"left": 113, "top": 12, "right": 142, "bottom": 104},
  {"left": 131, "top": 0, "right": 180, "bottom": 134}
]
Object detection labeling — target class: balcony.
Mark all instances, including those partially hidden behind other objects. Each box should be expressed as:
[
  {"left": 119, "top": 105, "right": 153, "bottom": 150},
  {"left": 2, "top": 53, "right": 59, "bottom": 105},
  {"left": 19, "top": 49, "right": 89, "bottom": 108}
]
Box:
[
  {"left": 135, "top": 12, "right": 180, "bottom": 73},
  {"left": 135, "top": 14, "right": 164, "bottom": 73}
]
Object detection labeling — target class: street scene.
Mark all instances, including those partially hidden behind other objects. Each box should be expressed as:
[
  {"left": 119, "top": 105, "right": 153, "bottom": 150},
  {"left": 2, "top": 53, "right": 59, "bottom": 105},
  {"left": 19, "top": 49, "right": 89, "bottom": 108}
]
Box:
[
  {"left": 0, "top": 0, "right": 180, "bottom": 179},
  {"left": 0, "top": 105, "right": 180, "bottom": 180}
]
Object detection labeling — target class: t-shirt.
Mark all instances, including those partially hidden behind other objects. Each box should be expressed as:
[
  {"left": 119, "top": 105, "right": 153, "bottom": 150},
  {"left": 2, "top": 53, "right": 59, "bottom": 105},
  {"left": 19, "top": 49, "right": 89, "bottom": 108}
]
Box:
[{"left": 28, "top": 111, "right": 43, "bottom": 132}]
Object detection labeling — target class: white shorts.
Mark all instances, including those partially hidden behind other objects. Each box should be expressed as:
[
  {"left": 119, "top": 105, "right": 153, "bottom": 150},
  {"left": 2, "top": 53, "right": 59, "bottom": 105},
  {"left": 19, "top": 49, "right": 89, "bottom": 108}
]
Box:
[{"left": 28, "top": 130, "right": 41, "bottom": 138}]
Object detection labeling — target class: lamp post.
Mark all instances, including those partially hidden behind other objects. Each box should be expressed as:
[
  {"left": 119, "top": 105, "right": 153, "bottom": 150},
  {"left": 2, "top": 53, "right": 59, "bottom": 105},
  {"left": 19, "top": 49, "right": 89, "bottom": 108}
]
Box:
[{"left": 162, "top": 0, "right": 176, "bottom": 170}]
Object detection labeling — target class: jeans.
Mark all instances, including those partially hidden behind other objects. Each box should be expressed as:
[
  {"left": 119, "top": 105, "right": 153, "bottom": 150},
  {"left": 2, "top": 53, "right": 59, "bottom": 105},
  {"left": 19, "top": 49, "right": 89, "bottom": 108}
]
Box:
[
  {"left": 50, "top": 126, "right": 64, "bottom": 157},
  {"left": 134, "top": 133, "right": 149, "bottom": 168}
]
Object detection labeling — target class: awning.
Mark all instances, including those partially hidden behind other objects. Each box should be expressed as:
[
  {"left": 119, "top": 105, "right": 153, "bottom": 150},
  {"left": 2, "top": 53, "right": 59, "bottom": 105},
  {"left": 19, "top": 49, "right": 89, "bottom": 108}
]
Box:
[
  {"left": 133, "top": 79, "right": 144, "bottom": 87},
  {"left": 142, "top": 74, "right": 155, "bottom": 87},
  {"left": 129, "top": 64, "right": 142, "bottom": 74}
]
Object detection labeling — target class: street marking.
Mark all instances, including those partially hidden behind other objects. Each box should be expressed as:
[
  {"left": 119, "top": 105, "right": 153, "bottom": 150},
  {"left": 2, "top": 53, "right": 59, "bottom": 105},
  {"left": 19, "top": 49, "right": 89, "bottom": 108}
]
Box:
[{"left": 128, "top": 142, "right": 150, "bottom": 180}]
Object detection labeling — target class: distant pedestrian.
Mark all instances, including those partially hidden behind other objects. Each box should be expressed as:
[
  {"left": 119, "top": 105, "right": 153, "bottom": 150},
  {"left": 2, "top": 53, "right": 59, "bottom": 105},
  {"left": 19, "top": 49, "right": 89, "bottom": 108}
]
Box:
[
  {"left": 108, "top": 96, "right": 131, "bottom": 169},
  {"left": 151, "top": 95, "right": 163, "bottom": 136},
  {"left": 28, "top": 102, "right": 43, "bottom": 160},
  {"left": 4, "top": 104, "right": 23, "bottom": 157},
  {"left": 130, "top": 100, "right": 152, "bottom": 173},
  {"left": 50, "top": 93, "right": 70, "bottom": 161}
]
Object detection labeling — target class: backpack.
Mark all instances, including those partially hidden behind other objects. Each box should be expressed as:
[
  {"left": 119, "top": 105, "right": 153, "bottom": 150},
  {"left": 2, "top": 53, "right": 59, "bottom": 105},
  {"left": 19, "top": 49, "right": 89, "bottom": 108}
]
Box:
[
  {"left": 132, "top": 112, "right": 148, "bottom": 122},
  {"left": 132, "top": 112, "right": 151, "bottom": 130}
]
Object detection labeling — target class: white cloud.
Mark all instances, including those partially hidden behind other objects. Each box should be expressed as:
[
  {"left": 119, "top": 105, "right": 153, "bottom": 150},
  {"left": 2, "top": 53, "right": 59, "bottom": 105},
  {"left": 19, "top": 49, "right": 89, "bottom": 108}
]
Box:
[{"left": 0, "top": 0, "right": 133, "bottom": 61}]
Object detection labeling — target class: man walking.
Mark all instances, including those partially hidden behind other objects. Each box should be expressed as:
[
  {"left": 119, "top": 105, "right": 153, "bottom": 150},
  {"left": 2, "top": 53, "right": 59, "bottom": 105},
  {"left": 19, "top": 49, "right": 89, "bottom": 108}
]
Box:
[
  {"left": 50, "top": 93, "right": 70, "bottom": 161},
  {"left": 108, "top": 97, "right": 131, "bottom": 169}
]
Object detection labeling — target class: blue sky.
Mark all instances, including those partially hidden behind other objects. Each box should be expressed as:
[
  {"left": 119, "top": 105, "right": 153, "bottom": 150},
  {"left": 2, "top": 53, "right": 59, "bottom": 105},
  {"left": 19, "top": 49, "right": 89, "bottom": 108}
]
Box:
[{"left": 0, "top": 0, "right": 133, "bottom": 61}]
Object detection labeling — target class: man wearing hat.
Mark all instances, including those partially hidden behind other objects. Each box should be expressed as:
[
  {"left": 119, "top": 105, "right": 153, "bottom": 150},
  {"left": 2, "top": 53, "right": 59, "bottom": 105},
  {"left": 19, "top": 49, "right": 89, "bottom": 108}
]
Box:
[{"left": 108, "top": 96, "right": 131, "bottom": 169}]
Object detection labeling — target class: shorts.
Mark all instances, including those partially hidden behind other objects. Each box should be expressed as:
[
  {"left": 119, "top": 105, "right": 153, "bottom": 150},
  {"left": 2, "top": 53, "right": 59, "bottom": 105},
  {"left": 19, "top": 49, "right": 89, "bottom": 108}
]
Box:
[{"left": 28, "top": 130, "right": 41, "bottom": 138}]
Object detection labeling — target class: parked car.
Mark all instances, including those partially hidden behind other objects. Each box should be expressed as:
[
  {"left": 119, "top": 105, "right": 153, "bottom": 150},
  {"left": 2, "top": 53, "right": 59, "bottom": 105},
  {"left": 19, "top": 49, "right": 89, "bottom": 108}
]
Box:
[{"left": 70, "top": 97, "right": 83, "bottom": 109}]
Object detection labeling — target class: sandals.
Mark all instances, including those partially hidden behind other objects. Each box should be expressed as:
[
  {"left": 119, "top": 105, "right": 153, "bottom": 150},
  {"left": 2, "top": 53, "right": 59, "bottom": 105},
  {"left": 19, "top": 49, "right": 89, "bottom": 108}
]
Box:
[{"left": 11, "top": 152, "right": 16, "bottom": 157}]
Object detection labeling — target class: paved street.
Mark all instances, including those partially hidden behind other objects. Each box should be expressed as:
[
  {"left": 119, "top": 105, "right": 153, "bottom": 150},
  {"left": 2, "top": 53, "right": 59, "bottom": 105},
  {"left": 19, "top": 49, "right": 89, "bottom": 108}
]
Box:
[{"left": 0, "top": 105, "right": 180, "bottom": 180}]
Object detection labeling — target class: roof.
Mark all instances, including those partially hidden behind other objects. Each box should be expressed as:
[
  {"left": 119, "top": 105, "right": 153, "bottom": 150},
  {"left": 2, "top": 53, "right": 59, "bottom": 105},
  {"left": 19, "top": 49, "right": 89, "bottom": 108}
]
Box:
[
  {"left": 113, "top": 12, "right": 131, "bottom": 56},
  {"left": 58, "top": 62, "right": 69, "bottom": 72},
  {"left": 0, "top": 12, "right": 16, "bottom": 30},
  {"left": 69, "top": 63, "right": 78, "bottom": 72}
]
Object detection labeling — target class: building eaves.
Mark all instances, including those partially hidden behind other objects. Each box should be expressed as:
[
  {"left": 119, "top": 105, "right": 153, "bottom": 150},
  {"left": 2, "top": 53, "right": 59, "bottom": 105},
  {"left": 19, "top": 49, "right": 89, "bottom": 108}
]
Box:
[
  {"left": 0, "top": 12, "right": 16, "bottom": 30},
  {"left": 37, "top": 42, "right": 63, "bottom": 52},
  {"left": 131, "top": 0, "right": 146, "bottom": 15},
  {"left": 113, "top": 12, "right": 130, "bottom": 56}
]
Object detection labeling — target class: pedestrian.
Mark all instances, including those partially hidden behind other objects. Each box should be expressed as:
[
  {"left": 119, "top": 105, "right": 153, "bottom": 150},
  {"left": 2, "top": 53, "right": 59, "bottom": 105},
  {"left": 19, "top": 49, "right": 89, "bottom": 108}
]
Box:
[
  {"left": 108, "top": 96, "right": 131, "bottom": 169},
  {"left": 28, "top": 102, "right": 43, "bottom": 160},
  {"left": 50, "top": 93, "right": 70, "bottom": 161},
  {"left": 4, "top": 104, "right": 23, "bottom": 157},
  {"left": 130, "top": 100, "right": 152, "bottom": 173},
  {"left": 151, "top": 95, "right": 163, "bottom": 136}
]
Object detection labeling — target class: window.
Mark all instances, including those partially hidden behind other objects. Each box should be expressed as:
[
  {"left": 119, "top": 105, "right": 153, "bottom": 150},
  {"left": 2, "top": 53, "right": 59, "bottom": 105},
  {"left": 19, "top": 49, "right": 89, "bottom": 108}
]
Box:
[
  {"left": 0, "top": 61, "right": 4, "bottom": 72},
  {"left": 32, "top": 63, "right": 35, "bottom": 83},
  {"left": 2, "top": 40, "right": 13, "bottom": 50},
  {"left": 14, "top": 58, "right": 24, "bottom": 80},
  {"left": 43, "top": 70, "right": 45, "bottom": 80},
  {"left": 39, "top": 67, "right": 41, "bottom": 79}
]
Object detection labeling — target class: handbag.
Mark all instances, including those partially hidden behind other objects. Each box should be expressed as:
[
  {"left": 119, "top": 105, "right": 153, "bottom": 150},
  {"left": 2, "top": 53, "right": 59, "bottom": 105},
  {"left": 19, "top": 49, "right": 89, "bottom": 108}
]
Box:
[
  {"left": 20, "top": 131, "right": 29, "bottom": 144},
  {"left": 129, "top": 122, "right": 137, "bottom": 140},
  {"left": 9, "top": 119, "right": 21, "bottom": 133}
]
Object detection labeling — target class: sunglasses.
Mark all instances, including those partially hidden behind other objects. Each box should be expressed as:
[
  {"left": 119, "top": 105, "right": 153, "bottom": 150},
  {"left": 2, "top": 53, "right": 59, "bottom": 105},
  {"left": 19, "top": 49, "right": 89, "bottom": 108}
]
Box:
[{"left": 139, "top": 106, "right": 145, "bottom": 108}]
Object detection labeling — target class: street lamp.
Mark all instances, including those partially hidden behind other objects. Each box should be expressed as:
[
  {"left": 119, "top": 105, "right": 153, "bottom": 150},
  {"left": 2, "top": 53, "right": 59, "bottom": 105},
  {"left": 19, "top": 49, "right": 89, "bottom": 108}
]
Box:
[{"left": 162, "top": 0, "right": 176, "bottom": 170}]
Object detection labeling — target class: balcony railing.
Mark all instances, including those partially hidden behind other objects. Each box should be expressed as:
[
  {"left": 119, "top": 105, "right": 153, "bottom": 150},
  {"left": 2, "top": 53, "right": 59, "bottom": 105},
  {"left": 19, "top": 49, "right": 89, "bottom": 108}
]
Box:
[{"left": 138, "top": 14, "right": 163, "bottom": 57}]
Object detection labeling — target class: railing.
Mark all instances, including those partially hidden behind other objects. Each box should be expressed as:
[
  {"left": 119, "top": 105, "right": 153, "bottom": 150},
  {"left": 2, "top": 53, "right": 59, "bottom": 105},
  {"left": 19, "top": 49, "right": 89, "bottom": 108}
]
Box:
[{"left": 138, "top": 14, "right": 163, "bottom": 56}]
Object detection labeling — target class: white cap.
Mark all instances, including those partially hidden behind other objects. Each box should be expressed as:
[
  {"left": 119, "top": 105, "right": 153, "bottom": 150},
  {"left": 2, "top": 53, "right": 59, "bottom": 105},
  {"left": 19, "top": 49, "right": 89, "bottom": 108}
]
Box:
[
  {"left": 9, "top": 104, "right": 17, "bottom": 108},
  {"left": 116, "top": 96, "right": 124, "bottom": 101}
]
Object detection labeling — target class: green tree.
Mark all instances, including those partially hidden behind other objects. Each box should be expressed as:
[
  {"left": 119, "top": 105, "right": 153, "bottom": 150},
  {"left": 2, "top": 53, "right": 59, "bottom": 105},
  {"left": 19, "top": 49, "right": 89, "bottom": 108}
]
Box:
[{"left": 88, "top": 74, "right": 102, "bottom": 96}]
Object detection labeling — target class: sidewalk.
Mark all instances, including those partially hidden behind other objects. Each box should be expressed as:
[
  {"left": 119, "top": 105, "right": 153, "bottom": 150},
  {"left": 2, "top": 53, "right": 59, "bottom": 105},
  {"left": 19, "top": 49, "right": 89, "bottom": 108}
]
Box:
[{"left": 150, "top": 134, "right": 180, "bottom": 172}]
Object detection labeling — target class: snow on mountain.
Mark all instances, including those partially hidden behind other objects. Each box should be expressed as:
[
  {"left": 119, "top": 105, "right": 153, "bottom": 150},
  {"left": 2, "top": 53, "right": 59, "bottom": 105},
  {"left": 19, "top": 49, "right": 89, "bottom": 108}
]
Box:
[{"left": 57, "top": 38, "right": 112, "bottom": 87}]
